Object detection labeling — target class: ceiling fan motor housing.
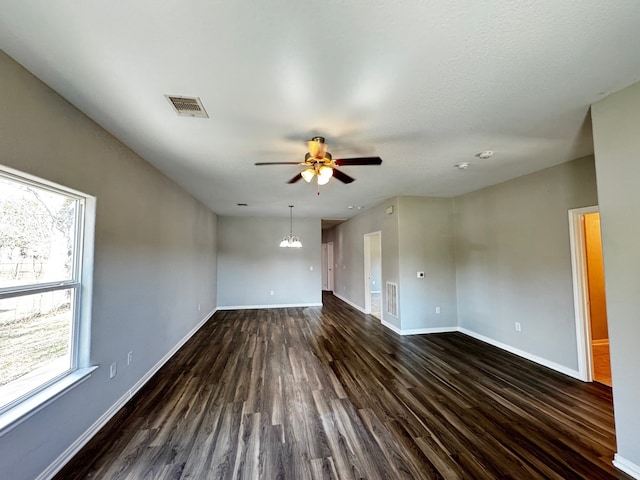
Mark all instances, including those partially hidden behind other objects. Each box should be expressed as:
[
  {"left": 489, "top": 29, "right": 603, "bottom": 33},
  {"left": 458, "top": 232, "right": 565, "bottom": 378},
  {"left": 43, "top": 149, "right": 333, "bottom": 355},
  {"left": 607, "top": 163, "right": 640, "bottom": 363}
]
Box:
[
  {"left": 305, "top": 151, "right": 332, "bottom": 164},
  {"left": 308, "top": 136, "right": 328, "bottom": 159}
]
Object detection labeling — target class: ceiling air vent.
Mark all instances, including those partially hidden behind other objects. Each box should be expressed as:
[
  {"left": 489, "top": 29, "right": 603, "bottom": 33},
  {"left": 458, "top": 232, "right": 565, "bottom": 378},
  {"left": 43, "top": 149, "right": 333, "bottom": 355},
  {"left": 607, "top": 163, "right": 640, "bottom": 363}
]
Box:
[{"left": 165, "top": 95, "right": 209, "bottom": 118}]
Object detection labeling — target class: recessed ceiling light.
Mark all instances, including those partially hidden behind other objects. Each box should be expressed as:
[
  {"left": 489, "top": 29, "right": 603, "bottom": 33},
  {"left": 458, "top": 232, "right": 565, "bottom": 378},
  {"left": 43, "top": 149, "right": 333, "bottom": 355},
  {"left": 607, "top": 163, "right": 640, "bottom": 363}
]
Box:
[
  {"left": 454, "top": 162, "right": 470, "bottom": 170},
  {"left": 347, "top": 206, "right": 354, "bottom": 209},
  {"left": 475, "top": 151, "right": 494, "bottom": 159},
  {"left": 357, "top": 206, "right": 364, "bottom": 210}
]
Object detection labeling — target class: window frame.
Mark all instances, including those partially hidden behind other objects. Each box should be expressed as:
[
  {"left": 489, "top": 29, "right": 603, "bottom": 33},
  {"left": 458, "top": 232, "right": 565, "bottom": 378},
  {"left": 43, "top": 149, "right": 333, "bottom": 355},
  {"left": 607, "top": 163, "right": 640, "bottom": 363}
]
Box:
[{"left": 0, "top": 165, "right": 97, "bottom": 436}]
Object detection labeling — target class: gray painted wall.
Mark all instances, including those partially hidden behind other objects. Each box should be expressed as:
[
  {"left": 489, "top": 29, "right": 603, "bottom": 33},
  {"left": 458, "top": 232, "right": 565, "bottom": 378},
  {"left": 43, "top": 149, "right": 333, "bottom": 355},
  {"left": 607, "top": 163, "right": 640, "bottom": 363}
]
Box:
[
  {"left": 334, "top": 198, "right": 400, "bottom": 327},
  {"left": 398, "top": 196, "right": 457, "bottom": 330},
  {"left": 333, "top": 196, "right": 457, "bottom": 332},
  {"left": 453, "top": 156, "right": 598, "bottom": 370},
  {"left": 592, "top": 80, "right": 640, "bottom": 469},
  {"left": 0, "top": 51, "right": 218, "bottom": 480},
  {"left": 217, "top": 216, "right": 322, "bottom": 307}
]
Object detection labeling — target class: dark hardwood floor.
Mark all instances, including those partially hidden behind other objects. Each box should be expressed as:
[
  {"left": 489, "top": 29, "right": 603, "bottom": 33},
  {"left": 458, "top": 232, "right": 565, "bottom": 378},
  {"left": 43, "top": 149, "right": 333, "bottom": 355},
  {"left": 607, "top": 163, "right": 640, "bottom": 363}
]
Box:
[{"left": 54, "top": 292, "right": 629, "bottom": 479}]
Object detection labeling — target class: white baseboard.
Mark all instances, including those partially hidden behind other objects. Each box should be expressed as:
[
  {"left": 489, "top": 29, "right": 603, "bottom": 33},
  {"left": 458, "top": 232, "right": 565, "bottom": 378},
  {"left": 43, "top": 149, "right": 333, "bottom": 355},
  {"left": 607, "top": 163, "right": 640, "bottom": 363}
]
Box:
[
  {"left": 614, "top": 454, "right": 640, "bottom": 479},
  {"left": 381, "top": 320, "right": 401, "bottom": 334},
  {"left": 400, "top": 326, "right": 458, "bottom": 336},
  {"left": 458, "top": 327, "right": 582, "bottom": 380},
  {"left": 37, "top": 308, "right": 217, "bottom": 480},
  {"left": 333, "top": 293, "right": 367, "bottom": 314},
  {"left": 217, "top": 303, "right": 322, "bottom": 310},
  {"left": 380, "top": 321, "right": 458, "bottom": 336}
]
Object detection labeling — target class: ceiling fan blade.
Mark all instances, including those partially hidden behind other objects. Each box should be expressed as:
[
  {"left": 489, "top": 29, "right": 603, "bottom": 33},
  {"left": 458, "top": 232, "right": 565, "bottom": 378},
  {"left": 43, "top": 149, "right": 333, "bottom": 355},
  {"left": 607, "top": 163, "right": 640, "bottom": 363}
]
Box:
[
  {"left": 332, "top": 168, "right": 355, "bottom": 184},
  {"left": 287, "top": 173, "right": 303, "bottom": 184},
  {"left": 334, "top": 157, "right": 383, "bottom": 166},
  {"left": 255, "top": 162, "right": 302, "bottom": 165}
]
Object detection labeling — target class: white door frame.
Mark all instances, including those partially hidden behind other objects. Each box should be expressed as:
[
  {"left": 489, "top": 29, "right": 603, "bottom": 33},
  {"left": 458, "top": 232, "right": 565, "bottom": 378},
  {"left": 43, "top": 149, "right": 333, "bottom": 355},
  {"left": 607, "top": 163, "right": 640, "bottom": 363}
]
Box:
[
  {"left": 364, "top": 231, "right": 381, "bottom": 315},
  {"left": 568, "top": 205, "right": 599, "bottom": 382},
  {"left": 321, "top": 243, "right": 328, "bottom": 290},
  {"left": 327, "top": 242, "right": 334, "bottom": 292}
]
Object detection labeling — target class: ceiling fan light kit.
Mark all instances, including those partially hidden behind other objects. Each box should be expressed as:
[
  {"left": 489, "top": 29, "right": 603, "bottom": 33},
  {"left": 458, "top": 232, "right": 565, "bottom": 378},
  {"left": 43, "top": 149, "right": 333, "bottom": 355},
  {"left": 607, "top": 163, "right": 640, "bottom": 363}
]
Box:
[
  {"left": 255, "top": 136, "right": 382, "bottom": 189},
  {"left": 280, "top": 205, "right": 302, "bottom": 248},
  {"left": 317, "top": 165, "right": 334, "bottom": 185}
]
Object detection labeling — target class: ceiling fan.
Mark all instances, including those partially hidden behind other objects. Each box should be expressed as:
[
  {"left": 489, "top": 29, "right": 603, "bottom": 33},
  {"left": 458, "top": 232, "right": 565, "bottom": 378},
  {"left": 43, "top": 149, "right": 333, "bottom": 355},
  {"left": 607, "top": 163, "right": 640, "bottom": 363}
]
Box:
[{"left": 255, "top": 136, "right": 382, "bottom": 186}]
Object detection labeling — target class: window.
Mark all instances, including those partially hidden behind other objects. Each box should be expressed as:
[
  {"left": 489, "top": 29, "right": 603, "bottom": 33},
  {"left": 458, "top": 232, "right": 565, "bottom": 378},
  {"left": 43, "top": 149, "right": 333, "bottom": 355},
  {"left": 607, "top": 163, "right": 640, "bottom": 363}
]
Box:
[{"left": 0, "top": 166, "right": 95, "bottom": 433}]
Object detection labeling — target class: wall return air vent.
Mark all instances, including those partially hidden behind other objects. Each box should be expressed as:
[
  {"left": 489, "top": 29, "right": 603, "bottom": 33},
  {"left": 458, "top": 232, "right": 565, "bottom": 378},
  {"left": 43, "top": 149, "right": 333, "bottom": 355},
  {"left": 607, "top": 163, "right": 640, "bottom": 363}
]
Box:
[
  {"left": 386, "top": 282, "right": 398, "bottom": 318},
  {"left": 165, "top": 95, "right": 209, "bottom": 118}
]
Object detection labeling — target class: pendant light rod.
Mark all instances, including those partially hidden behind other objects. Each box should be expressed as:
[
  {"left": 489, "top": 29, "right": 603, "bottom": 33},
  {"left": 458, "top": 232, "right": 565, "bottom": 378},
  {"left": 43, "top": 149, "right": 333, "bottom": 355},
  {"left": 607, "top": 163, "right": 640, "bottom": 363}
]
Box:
[{"left": 289, "top": 204, "right": 293, "bottom": 235}]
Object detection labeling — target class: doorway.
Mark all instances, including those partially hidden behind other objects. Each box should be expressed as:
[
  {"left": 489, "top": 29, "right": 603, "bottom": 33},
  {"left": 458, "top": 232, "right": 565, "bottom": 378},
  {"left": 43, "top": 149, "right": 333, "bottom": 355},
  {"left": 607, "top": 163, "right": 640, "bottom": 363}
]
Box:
[
  {"left": 322, "top": 242, "right": 334, "bottom": 292},
  {"left": 364, "top": 232, "right": 382, "bottom": 320},
  {"left": 583, "top": 212, "right": 611, "bottom": 386},
  {"left": 569, "top": 207, "right": 612, "bottom": 386}
]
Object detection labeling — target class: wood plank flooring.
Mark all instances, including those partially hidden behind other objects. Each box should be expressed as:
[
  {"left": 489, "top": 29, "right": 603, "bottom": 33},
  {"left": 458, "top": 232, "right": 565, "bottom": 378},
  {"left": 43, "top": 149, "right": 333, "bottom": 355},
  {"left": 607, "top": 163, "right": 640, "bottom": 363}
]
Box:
[
  {"left": 54, "top": 292, "right": 629, "bottom": 479},
  {"left": 592, "top": 342, "right": 612, "bottom": 387}
]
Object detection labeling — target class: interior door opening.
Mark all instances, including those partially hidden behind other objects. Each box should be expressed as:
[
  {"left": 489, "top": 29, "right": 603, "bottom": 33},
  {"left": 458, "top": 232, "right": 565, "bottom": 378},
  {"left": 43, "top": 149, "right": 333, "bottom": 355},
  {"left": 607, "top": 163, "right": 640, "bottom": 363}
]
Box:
[
  {"left": 583, "top": 212, "right": 611, "bottom": 386},
  {"left": 569, "top": 207, "right": 612, "bottom": 386},
  {"left": 364, "top": 232, "right": 382, "bottom": 320},
  {"left": 322, "top": 242, "right": 334, "bottom": 292}
]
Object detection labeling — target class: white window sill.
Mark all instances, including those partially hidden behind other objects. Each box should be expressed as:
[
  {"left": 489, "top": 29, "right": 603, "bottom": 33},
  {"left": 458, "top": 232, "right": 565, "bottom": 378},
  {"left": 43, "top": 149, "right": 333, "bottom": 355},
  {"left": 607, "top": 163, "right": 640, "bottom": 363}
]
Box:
[{"left": 0, "top": 366, "right": 98, "bottom": 437}]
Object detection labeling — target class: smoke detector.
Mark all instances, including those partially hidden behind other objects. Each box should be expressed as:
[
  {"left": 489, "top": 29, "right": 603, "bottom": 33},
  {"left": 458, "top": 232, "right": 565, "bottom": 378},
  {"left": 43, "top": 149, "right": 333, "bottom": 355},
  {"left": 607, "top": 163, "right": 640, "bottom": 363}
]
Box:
[
  {"left": 475, "top": 151, "right": 494, "bottom": 159},
  {"left": 454, "top": 162, "right": 470, "bottom": 170},
  {"left": 165, "top": 95, "right": 209, "bottom": 118}
]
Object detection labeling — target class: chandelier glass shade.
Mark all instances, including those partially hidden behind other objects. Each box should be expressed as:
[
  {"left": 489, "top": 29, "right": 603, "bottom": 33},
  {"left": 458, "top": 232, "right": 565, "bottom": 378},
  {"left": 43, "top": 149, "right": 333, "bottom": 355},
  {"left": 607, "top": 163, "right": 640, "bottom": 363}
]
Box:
[{"left": 280, "top": 205, "right": 302, "bottom": 248}]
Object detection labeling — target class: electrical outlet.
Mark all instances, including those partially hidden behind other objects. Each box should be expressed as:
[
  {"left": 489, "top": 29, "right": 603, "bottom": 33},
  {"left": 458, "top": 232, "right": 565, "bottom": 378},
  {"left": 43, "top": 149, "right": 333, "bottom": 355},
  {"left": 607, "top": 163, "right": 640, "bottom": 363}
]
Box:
[
  {"left": 110, "top": 362, "right": 117, "bottom": 379},
  {"left": 435, "top": 306, "right": 441, "bottom": 314},
  {"left": 515, "top": 322, "right": 522, "bottom": 332},
  {"left": 270, "top": 290, "right": 274, "bottom": 296},
  {"left": 309, "top": 266, "right": 313, "bottom": 271},
  {"left": 127, "top": 351, "right": 133, "bottom": 365}
]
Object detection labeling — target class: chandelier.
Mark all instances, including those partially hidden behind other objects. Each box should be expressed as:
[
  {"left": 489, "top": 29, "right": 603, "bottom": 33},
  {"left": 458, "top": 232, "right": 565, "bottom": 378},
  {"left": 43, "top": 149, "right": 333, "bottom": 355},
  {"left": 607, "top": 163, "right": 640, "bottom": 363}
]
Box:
[{"left": 279, "top": 205, "right": 302, "bottom": 248}]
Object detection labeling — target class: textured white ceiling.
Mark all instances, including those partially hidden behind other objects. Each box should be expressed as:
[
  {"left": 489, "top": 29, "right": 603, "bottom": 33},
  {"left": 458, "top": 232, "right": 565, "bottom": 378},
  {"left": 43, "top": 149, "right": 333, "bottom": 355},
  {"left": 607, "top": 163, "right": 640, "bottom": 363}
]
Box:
[{"left": 2, "top": 1, "right": 640, "bottom": 221}]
